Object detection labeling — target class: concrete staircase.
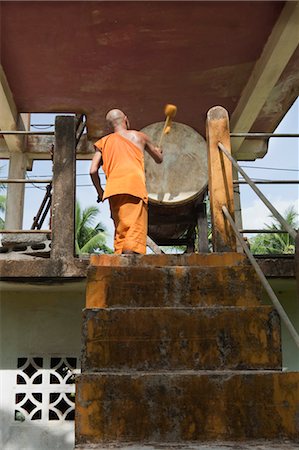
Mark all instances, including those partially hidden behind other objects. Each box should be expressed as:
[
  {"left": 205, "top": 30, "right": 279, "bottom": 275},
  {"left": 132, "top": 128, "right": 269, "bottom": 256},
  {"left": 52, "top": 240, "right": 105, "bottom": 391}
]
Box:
[{"left": 75, "top": 254, "right": 299, "bottom": 448}]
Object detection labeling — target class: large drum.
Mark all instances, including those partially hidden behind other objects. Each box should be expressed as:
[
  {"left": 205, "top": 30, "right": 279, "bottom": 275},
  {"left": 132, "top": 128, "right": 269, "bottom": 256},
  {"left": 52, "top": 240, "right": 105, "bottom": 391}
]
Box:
[{"left": 142, "top": 122, "right": 208, "bottom": 242}]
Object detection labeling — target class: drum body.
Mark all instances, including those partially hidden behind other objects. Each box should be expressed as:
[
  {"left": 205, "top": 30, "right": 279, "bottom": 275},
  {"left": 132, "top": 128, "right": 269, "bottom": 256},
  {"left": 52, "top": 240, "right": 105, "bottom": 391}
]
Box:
[{"left": 142, "top": 122, "right": 208, "bottom": 242}]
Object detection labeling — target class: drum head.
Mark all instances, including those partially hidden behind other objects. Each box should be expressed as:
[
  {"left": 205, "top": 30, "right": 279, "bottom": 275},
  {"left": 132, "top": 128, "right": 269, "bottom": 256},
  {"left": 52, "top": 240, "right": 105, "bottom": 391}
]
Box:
[{"left": 142, "top": 122, "right": 208, "bottom": 205}]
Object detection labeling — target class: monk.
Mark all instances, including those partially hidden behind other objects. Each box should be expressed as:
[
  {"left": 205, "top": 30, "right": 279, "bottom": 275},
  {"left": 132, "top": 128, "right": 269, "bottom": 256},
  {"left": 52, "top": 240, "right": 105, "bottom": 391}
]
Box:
[{"left": 90, "top": 109, "right": 163, "bottom": 254}]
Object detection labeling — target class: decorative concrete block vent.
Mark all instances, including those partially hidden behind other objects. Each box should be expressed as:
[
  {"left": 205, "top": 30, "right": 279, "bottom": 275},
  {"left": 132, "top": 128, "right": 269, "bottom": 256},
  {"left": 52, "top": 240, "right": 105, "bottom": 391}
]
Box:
[
  {"left": 14, "top": 356, "right": 79, "bottom": 423},
  {"left": 0, "top": 232, "right": 51, "bottom": 255}
]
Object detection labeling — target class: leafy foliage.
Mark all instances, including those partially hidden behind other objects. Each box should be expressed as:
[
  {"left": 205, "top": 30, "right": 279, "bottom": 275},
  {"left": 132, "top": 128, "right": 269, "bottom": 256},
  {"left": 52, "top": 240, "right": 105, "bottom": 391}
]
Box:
[
  {"left": 75, "top": 201, "right": 112, "bottom": 254},
  {"left": 250, "top": 206, "right": 298, "bottom": 255}
]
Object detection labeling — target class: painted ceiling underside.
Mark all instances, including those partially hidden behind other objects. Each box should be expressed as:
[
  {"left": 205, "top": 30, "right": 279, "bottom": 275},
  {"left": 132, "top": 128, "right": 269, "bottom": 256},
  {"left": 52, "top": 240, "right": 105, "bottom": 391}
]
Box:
[{"left": 1, "top": 1, "right": 298, "bottom": 139}]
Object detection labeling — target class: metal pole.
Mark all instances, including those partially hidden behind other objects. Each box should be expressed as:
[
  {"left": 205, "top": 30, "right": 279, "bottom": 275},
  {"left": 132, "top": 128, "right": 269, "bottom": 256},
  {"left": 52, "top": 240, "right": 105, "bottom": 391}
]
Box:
[
  {"left": 239, "top": 229, "right": 290, "bottom": 234},
  {"left": 233, "top": 180, "right": 299, "bottom": 185},
  {"left": 222, "top": 205, "right": 299, "bottom": 350},
  {"left": 0, "top": 179, "right": 52, "bottom": 184},
  {"left": 230, "top": 133, "right": 299, "bottom": 138},
  {"left": 0, "top": 131, "right": 54, "bottom": 135},
  {"left": 0, "top": 229, "right": 51, "bottom": 234},
  {"left": 218, "top": 142, "right": 297, "bottom": 240}
]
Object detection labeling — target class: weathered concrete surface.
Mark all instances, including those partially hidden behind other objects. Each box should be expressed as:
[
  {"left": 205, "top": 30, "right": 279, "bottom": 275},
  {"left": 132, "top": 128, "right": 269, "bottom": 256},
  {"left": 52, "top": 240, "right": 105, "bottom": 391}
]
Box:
[
  {"left": 256, "top": 256, "right": 295, "bottom": 278},
  {"left": 0, "top": 255, "right": 88, "bottom": 278},
  {"left": 76, "top": 253, "right": 299, "bottom": 446},
  {"left": 1, "top": 232, "right": 50, "bottom": 247},
  {"left": 89, "top": 253, "right": 246, "bottom": 268},
  {"left": 82, "top": 307, "right": 281, "bottom": 371},
  {"left": 2, "top": 1, "right": 295, "bottom": 143},
  {"left": 75, "top": 371, "right": 299, "bottom": 443},
  {"left": 75, "top": 441, "right": 299, "bottom": 450},
  {"left": 51, "top": 116, "right": 76, "bottom": 260},
  {"left": 0, "top": 253, "right": 295, "bottom": 279},
  {"left": 86, "top": 265, "right": 262, "bottom": 308}
]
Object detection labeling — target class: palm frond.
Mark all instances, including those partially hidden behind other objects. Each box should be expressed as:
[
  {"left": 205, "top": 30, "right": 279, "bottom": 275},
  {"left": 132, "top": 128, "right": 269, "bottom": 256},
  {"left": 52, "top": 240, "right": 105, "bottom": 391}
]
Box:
[
  {"left": 75, "top": 200, "right": 111, "bottom": 254},
  {"left": 251, "top": 205, "right": 297, "bottom": 254},
  {"left": 79, "top": 232, "right": 106, "bottom": 254},
  {"left": 0, "top": 194, "right": 6, "bottom": 213}
]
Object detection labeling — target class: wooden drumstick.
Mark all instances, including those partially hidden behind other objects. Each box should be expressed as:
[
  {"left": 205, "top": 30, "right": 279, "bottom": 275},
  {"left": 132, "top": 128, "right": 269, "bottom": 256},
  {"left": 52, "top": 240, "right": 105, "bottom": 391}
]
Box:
[{"left": 158, "top": 104, "right": 177, "bottom": 147}]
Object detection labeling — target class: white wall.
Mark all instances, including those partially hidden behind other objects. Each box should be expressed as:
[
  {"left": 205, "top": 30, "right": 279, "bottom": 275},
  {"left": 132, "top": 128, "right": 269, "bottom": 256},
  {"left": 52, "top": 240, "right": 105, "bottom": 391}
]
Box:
[
  {"left": 0, "top": 281, "right": 85, "bottom": 450},
  {"left": 263, "top": 278, "right": 299, "bottom": 371}
]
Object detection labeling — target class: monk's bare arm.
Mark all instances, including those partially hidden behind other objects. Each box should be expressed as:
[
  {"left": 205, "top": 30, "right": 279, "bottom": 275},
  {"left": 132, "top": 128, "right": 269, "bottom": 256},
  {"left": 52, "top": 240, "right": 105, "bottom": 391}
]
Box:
[
  {"left": 90, "top": 148, "right": 104, "bottom": 202},
  {"left": 141, "top": 133, "right": 163, "bottom": 164}
]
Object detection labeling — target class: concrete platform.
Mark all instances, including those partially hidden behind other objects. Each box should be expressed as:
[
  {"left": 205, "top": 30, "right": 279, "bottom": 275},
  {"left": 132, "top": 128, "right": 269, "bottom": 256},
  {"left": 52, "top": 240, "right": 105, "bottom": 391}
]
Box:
[{"left": 75, "top": 439, "right": 299, "bottom": 449}]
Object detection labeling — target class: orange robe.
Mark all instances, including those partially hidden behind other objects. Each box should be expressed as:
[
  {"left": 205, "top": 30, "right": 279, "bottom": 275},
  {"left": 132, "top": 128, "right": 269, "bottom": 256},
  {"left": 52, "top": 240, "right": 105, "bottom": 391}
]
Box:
[{"left": 94, "top": 133, "right": 148, "bottom": 254}]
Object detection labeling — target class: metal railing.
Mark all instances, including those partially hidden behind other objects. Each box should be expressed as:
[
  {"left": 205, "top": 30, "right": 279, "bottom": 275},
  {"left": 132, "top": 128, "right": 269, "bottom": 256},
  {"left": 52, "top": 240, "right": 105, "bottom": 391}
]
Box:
[
  {"left": 214, "top": 128, "right": 299, "bottom": 348},
  {"left": 0, "top": 113, "right": 87, "bottom": 147},
  {"left": 222, "top": 205, "right": 299, "bottom": 349},
  {"left": 218, "top": 142, "right": 297, "bottom": 240},
  {"left": 0, "top": 179, "right": 52, "bottom": 183},
  {"left": 75, "top": 114, "right": 87, "bottom": 147},
  {"left": 0, "top": 130, "right": 54, "bottom": 135},
  {"left": 0, "top": 178, "right": 52, "bottom": 233},
  {"left": 230, "top": 132, "right": 299, "bottom": 139},
  {"left": 0, "top": 115, "right": 87, "bottom": 237},
  {"left": 234, "top": 180, "right": 299, "bottom": 185}
]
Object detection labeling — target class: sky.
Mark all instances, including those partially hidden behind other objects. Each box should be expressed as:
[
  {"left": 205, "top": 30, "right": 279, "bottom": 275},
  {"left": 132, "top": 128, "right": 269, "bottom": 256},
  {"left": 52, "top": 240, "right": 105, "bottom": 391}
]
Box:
[
  {"left": 239, "top": 98, "right": 299, "bottom": 232},
  {"left": 0, "top": 98, "right": 298, "bottom": 251}
]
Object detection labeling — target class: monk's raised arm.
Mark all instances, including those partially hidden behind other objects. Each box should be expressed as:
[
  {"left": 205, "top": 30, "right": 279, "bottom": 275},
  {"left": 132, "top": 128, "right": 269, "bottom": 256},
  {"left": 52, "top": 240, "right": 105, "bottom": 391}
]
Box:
[
  {"left": 90, "top": 147, "right": 104, "bottom": 202},
  {"left": 141, "top": 133, "right": 163, "bottom": 164}
]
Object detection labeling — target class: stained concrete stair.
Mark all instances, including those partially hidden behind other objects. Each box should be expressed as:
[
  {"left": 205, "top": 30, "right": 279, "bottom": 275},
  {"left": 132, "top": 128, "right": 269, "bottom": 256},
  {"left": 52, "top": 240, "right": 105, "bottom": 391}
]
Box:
[
  {"left": 75, "top": 254, "right": 299, "bottom": 447},
  {"left": 82, "top": 307, "right": 281, "bottom": 371}
]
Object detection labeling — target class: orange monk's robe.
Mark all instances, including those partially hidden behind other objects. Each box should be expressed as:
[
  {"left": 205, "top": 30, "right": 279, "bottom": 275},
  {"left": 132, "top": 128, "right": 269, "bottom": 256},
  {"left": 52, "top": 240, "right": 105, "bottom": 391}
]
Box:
[{"left": 94, "top": 133, "right": 148, "bottom": 254}]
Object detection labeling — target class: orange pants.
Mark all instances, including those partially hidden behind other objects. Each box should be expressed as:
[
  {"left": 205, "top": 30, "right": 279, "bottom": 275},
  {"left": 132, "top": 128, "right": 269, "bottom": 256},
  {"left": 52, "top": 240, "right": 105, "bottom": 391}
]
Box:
[{"left": 109, "top": 194, "right": 148, "bottom": 254}]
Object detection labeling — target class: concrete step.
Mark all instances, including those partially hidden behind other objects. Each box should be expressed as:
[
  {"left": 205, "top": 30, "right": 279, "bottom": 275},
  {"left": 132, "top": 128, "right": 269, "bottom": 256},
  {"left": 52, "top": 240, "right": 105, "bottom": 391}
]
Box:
[
  {"left": 81, "top": 306, "right": 281, "bottom": 371},
  {"left": 89, "top": 253, "right": 247, "bottom": 268},
  {"left": 75, "top": 441, "right": 299, "bottom": 450},
  {"left": 75, "top": 371, "right": 299, "bottom": 444},
  {"left": 86, "top": 265, "right": 262, "bottom": 308}
]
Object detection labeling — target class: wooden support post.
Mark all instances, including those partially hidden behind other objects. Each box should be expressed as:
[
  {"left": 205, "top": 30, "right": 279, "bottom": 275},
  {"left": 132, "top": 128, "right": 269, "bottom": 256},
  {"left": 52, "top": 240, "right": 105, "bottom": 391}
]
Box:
[
  {"left": 206, "top": 106, "right": 236, "bottom": 252},
  {"left": 146, "top": 236, "right": 163, "bottom": 254},
  {"left": 51, "top": 116, "right": 76, "bottom": 260},
  {"left": 196, "top": 202, "right": 209, "bottom": 253},
  {"left": 186, "top": 226, "right": 196, "bottom": 253}
]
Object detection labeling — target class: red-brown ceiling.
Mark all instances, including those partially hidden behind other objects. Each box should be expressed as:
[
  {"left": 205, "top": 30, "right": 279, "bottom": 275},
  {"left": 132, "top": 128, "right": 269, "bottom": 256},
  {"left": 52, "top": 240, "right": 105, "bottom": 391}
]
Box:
[{"left": 1, "top": 1, "right": 295, "bottom": 139}]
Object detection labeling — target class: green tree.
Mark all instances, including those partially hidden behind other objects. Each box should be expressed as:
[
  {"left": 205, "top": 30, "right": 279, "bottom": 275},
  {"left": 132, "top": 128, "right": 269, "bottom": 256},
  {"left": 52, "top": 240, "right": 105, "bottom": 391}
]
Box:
[
  {"left": 250, "top": 205, "right": 298, "bottom": 255},
  {"left": 75, "top": 201, "right": 112, "bottom": 255}
]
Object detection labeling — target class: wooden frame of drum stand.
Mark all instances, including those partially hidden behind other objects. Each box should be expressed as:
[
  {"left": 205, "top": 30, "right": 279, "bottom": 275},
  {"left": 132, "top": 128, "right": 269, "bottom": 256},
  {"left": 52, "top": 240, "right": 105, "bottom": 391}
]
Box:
[{"left": 147, "top": 197, "right": 210, "bottom": 254}]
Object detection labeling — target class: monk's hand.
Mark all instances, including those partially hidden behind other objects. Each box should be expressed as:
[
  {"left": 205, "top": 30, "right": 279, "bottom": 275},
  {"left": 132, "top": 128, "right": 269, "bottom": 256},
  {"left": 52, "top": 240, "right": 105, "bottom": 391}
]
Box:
[{"left": 97, "top": 188, "right": 104, "bottom": 203}]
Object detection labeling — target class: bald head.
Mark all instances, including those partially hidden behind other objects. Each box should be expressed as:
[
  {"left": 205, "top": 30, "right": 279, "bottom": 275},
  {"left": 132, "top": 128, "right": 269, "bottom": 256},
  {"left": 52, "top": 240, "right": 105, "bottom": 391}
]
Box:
[{"left": 106, "top": 109, "right": 127, "bottom": 129}]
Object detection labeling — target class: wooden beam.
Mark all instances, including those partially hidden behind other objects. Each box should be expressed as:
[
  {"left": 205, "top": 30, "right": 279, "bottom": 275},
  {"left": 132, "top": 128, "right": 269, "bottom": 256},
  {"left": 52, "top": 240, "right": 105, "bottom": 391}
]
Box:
[
  {"left": 230, "top": 1, "right": 299, "bottom": 152},
  {"left": 146, "top": 236, "right": 163, "bottom": 254},
  {"left": 195, "top": 202, "right": 209, "bottom": 253}
]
